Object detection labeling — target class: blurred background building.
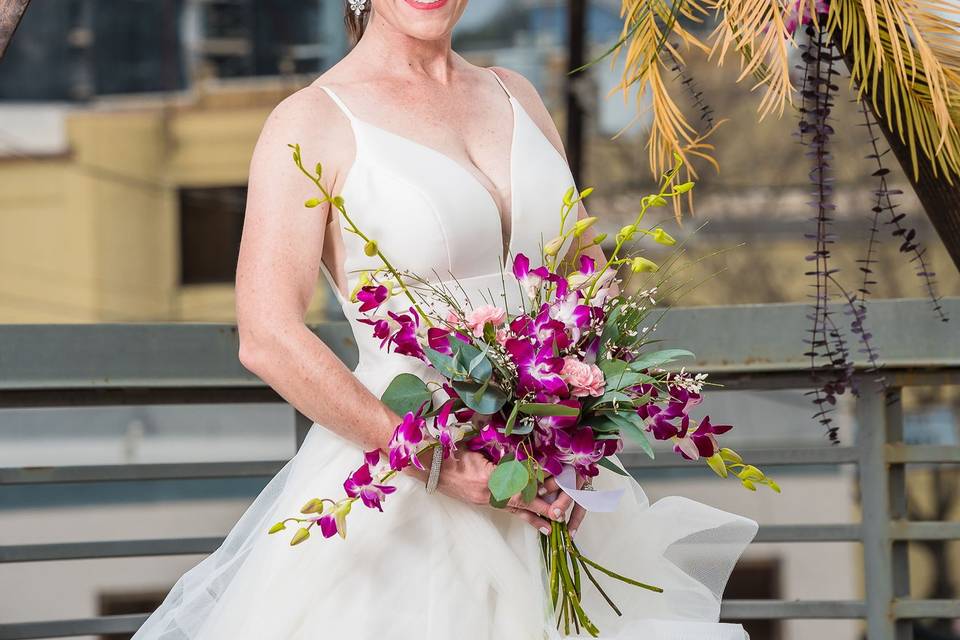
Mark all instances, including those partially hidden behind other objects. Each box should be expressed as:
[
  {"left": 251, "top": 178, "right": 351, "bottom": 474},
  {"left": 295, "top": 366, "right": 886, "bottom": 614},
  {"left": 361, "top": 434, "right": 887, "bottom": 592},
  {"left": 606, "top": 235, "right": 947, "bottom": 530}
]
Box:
[{"left": 0, "top": 2, "right": 957, "bottom": 639}]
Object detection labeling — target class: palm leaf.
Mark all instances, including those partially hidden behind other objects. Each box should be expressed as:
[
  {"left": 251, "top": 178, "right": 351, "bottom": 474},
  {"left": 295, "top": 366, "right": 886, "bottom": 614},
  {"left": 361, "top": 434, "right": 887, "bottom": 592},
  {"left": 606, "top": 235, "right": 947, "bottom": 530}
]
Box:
[{"left": 829, "top": 0, "right": 960, "bottom": 180}]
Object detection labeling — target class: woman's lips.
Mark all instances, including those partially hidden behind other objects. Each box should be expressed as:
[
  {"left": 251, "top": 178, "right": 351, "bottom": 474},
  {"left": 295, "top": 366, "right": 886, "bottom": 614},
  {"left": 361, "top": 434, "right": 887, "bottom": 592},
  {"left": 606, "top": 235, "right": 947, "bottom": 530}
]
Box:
[{"left": 402, "top": 0, "right": 449, "bottom": 10}]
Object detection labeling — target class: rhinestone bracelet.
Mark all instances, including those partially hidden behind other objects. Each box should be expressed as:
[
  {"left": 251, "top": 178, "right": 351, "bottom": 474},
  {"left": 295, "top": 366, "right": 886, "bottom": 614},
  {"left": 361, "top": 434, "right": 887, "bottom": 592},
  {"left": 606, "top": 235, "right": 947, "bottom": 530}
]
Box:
[{"left": 425, "top": 446, "right": 443, "bottom": 494}]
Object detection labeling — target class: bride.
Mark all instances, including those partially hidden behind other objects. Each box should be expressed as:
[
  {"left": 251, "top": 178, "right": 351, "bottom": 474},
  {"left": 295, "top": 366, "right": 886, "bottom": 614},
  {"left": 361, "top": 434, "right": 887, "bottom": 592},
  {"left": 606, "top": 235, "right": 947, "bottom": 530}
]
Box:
[{"left": 133, "top": 1, "right": 758, "bottom": 638}]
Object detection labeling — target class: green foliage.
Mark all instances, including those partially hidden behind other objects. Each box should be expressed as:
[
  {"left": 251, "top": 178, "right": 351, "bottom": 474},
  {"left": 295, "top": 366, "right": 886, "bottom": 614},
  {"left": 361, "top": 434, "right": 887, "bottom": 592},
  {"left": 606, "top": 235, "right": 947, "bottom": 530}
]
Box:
[{"left": 380, "top": 373, "right": 432, "bottom": 416}]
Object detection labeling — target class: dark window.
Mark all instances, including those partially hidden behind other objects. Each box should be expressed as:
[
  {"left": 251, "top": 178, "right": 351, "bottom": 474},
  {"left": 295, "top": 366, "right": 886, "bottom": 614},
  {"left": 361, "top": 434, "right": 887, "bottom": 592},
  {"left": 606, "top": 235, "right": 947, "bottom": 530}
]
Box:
[
  {"left": 99, "top": 591, "right": 164, "bottom": 640},
  {"left": 178, "top": 186, "right": 247, "bottom": 285},
  {"left": 725, "top": 560, "right": 783, "bottom": 640}
]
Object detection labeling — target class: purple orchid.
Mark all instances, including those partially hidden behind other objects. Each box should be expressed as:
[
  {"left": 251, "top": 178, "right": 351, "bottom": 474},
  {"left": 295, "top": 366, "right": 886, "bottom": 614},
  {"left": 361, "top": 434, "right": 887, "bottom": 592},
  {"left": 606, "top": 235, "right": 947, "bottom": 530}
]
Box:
[
  {"left": 343, "top": 452, "right": 397, "bottom": 511},
  {"left": 356, "top": 285, "right": 389, "bottom": 314},
  {"left": 505, "top": 338, "right": 568, "bottom": 396},
  {"left": 388, "top": 411, "right": 427, "bottom": 471},
  {"left": 466, "top": 420, "right": 518, "bottom": 463},
  {"left": 674, "top": 415, "right": 733, "bottom": 460},
  {"left": 555, "top": 427, "right": 604, "bottom": 477},
  {"left": 513, "top": 253, "right": 550, "bottom": 299},
  {"left": 533, "top": 304, "right": 572, "bottom": 350},
  {"left": 386, "top": 309, "right": 425, "bottom": 360},
  {"left": 547, "top": 295, "right": 591, "bottom": 342}
]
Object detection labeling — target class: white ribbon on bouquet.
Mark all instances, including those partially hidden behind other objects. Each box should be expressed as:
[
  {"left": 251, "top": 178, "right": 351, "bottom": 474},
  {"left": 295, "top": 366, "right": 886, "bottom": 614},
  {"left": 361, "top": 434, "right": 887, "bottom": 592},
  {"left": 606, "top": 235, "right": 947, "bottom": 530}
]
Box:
[{"left": 554, "top": 464, "right": 625, "bottom": 513}]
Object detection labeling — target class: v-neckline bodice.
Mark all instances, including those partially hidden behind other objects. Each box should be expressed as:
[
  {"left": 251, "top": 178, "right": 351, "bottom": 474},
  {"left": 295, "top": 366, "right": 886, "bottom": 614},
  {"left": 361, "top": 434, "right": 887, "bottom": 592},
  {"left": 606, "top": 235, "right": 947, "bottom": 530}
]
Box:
[{"left": 318, "top": 68, "right": 517, "bottom": 261}]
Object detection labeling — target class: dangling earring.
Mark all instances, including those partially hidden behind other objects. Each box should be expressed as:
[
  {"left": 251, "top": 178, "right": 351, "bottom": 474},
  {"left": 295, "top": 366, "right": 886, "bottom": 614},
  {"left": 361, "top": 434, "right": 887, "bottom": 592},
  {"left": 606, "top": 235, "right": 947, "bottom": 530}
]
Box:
[{"left": 349, "top": 0, "right": 367, "bottom": 17}]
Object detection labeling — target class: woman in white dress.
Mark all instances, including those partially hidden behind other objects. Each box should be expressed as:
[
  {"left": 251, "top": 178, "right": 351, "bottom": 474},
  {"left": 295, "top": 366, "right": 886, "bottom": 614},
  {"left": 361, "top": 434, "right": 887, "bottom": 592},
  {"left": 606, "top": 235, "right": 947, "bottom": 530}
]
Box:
[{"left": 132, "top": 1, "right": 758, "bottom": 638}]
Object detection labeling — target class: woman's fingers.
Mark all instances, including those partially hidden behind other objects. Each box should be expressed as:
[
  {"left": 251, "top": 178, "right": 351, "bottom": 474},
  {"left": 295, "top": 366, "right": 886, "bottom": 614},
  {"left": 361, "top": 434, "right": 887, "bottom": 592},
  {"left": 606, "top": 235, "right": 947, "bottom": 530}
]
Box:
[
  {"left": 507, "top": 494, "right": 565, "bottom": 523},
  {"left": 568, "top": 504, "right": 587, "bottom": 538},
  {"left": 509, "top": 506, "right": 553, "bottom": 534}
]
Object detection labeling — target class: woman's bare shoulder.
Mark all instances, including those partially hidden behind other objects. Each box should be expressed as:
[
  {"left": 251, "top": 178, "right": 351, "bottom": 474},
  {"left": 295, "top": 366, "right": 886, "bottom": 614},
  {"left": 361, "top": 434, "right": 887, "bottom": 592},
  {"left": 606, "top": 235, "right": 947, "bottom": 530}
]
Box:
[
  {"left": 488, "top": 65, "right": 567, "bottom": 158},
  {"left": 252, "top": 71, "right": 357, "bottom": 187}
]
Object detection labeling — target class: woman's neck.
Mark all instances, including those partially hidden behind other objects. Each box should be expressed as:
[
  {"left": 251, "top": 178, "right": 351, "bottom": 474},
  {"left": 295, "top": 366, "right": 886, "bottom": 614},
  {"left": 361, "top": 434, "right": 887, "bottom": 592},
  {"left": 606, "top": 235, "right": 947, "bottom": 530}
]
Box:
[{"left": 351, "top": 12, "right": 458, "bottom": 83}]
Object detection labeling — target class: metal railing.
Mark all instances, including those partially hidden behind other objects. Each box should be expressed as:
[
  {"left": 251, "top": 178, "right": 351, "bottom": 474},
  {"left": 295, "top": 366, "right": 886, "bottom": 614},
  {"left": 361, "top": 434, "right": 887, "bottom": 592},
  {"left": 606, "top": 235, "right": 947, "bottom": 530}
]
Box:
[{"left": 0, "top": 299, "right": 958, "bottom": 640}]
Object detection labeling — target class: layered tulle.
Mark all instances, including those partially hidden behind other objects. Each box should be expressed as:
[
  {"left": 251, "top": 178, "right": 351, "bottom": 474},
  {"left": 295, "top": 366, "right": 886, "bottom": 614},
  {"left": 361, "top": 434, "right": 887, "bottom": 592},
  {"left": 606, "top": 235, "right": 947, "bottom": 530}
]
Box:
[{"left": 133, "top": 351, "right": 757, "bottom": 639}]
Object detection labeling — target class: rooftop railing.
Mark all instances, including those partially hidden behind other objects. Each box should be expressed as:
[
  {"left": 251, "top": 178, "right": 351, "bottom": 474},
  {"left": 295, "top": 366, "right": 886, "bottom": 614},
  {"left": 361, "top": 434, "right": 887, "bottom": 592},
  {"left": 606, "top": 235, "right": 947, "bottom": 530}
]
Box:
[{"left": 1, "top": 298, "right": 958, "bottom": 640}]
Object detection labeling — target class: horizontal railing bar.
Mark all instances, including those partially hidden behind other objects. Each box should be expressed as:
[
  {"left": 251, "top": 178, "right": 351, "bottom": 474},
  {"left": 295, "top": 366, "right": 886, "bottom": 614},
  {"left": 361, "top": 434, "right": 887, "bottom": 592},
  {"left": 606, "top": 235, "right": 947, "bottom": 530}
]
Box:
[
  {"left": 4, "top": 599, "right": 955, "bottom": 638},
  {"left": 0, "top": 614, "right": 147, "bottom": 640},
  {"left": 0, "top": 537, "right": 224, "bottom": 563},
  {"left": 721, "top": 599, "right": 866, "bottom": 619},
  {"left": 0, "top": 386, "right": 282, "bottom": 408},
  {"left": 887, "top": 444, "right": 960, "bottom": 464},
  {"left": 893, "top": 599, "right": 960, "bottom": 618},
  {"left": 622, "top": 446, "right": 860, "bottom": 469},
  {"left": 0, "top": 460, "right": 286, "bottom": 485},
  {"left": 8, "top": 520, "right": 955, "bottom": 564},
  {"left": 891, "top": 521, "right": 960, "bottom": 540}
]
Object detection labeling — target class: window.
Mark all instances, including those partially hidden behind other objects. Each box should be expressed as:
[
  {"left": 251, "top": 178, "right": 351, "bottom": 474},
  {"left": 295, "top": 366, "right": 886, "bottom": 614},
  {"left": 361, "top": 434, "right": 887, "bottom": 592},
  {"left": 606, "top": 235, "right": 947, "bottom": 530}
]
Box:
[
  {"left": 178, "top": 186, "right": 247, "bottom": 285},
  {"left": 99, "top": 591, "right": 165, "bottom": 640},
  {"left": 725, "top": 560, "right": 783, "bottom": 640}
]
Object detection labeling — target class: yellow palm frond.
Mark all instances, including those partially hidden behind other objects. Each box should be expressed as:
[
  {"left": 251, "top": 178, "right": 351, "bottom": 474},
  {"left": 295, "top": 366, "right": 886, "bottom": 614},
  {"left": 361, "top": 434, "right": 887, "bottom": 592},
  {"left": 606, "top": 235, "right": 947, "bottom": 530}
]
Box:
[
  {"left": 613, "top": 0, "right": 718, "bottom": 207},
  {"left": 829, "top": 0, "right": 960, "bottom": 180},
  {"left": 707, "top": 0, "right": 796, "bottom": 118}
]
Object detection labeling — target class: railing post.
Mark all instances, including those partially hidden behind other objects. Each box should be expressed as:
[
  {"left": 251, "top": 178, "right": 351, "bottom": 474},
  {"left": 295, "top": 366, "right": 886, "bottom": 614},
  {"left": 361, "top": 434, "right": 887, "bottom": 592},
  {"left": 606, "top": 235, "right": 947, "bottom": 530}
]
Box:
[
  {"left": 857, "top": 381, "right": 912, "bottom": 640},
  {"left": 886, "top": 388, "right": 913, "bottom": 640},
  {"left": 294, "top": 410, "right": 313, "bottom": 450}
]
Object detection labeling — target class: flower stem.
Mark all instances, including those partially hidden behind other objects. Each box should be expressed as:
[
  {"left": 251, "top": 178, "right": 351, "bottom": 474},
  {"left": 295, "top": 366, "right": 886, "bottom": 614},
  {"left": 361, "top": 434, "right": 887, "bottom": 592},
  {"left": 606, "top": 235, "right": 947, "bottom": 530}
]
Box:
[{"left": 289, "top": 144, "right": 432, "bottom": 326}]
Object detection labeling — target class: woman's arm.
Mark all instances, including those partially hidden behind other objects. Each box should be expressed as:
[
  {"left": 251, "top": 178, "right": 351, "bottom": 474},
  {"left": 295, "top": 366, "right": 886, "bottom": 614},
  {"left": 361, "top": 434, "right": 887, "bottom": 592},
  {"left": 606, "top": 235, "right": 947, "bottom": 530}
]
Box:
[{"left": 236, "top": 89, "right": 399, "bottom": 454}]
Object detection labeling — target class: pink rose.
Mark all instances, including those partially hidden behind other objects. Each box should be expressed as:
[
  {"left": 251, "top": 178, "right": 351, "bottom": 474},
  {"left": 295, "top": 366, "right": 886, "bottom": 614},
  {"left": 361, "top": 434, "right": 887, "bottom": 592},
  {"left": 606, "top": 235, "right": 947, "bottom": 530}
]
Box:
[
  {"left": 560, "top": 358, "right": 606, "bottom": 397},
  {"left": 465, "top": 305, "right": 507, "bottom": 337}
]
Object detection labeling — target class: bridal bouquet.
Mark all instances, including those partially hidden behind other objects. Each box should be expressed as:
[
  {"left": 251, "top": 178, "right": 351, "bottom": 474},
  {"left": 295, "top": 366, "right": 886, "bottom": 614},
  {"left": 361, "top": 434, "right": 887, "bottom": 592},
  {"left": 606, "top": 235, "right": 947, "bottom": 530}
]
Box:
[{"left": 270, "top": 145, "right": 777, "bottom": 636}]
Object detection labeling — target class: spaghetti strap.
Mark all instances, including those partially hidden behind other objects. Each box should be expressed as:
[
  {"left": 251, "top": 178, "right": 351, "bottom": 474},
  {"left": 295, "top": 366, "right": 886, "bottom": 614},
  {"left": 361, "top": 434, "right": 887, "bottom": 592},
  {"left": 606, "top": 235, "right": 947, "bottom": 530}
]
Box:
[
  {"left": 487, "top": 67, "right": 514, "bottom": 101},
  {"left": 317, "top": 85, "right": 358, "bottom": 122}
]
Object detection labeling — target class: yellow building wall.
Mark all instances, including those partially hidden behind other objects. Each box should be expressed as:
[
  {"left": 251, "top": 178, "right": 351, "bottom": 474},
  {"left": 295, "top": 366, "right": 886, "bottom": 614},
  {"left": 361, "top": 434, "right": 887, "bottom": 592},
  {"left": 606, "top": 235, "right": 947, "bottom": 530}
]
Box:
[{"left": 0, "top": 82, "right": 331, "bottom": 323}]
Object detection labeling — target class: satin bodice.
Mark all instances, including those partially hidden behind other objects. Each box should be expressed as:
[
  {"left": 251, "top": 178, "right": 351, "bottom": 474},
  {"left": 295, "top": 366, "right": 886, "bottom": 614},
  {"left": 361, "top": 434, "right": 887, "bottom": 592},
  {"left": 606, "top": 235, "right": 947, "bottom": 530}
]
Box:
[{"left": 317, "top": 68, "right": 577, "bottom": 378}]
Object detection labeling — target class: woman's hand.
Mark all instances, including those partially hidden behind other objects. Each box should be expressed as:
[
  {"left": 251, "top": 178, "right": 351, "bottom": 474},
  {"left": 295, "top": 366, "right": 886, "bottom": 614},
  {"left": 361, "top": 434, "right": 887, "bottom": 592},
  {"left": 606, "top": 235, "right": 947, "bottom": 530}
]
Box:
[
  {"left": 431, "top": 450, "right": 567, "bottom": 534},
  {"left": 539, "top": 473, "right": 588, "bottom": 539}
]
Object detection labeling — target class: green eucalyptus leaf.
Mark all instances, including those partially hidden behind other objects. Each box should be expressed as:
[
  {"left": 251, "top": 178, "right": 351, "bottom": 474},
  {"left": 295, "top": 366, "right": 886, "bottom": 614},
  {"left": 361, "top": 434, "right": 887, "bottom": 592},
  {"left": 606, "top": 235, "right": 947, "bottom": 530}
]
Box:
[
  {"left": 598, "top": 457, "right": 631, "bottom": 476},
  {"left": 380, "top": 373, "right": 432, "bottom": 416},
  {"left": 488, "top": 459, "right": 529, "bottom": 501},
  {"left": 518, "top": 402, "right": 581, "bottom": 417},
  {"left": 521, "top": 471, "right": 538, "bottom": 503},
  {"left": 628, "top": 349, "right": 696, "bottom": 371},
  {"left": 424, "top": 347, "right": 464, "bottom": 380},
  {"left": 450, "top": 337, "right": 492, "bottom": 382},
  {"left": 504, "top": 402, "right": 520, "bottom": 435},
  {"left": 609, "top": 412, "right": 655, "bottom": 459},
  {"left": 452, "top": 379, "right": 508, "bottom": 415}
]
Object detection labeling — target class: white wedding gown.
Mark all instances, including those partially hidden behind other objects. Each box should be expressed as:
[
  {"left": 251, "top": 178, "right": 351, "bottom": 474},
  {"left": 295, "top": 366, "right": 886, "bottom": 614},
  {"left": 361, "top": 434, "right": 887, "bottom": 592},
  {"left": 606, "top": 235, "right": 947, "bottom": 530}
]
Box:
[{"left": 133, "top": 68, "right": 757, "bottom": 640}]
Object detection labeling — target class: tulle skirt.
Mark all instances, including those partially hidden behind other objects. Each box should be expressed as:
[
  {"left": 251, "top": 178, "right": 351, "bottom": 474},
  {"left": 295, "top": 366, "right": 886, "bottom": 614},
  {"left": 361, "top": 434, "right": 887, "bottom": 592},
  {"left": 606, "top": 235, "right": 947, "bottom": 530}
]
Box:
[{"left": 132, "top": 411, "right": 758, "bottom": 640}]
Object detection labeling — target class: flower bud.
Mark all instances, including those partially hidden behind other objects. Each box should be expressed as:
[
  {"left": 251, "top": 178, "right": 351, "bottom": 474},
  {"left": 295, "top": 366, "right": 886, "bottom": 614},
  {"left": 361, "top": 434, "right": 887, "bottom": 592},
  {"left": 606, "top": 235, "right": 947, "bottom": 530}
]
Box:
[
  {"left": 304, "top": 198, "right": 321, "bottom": 208},
  {"left": 630, "top": 257, "right": 659, "bottom": 273},
  {"left": 579, "top": 187, "right": 594, "bottom": 199},
  {"left": 290, "top": 527, "right": 311, "bottom": 546},
  {"left": 573, "top": 216, "right": 598, "bottom": 237},
  {"left": 268, "top": 522, "right": 286, "bottom": 534},
  {"left": 617, "top": 225, "right": 636, "bottom": 243},
  {"left": 740, "top": 478, "right": 757, "bottom": 491},
  {"left": 651, "top": 228, "right": 676, "bottom": 246},
  {"left": 543, "top": 236, "right": 565, "bottom": 256},
  {"left": 719, "top": 447, "right": 742, "bottom": 464},
  {"left": 673, "top": 181, "right": 695, "bottom": 194},
  {"left": 706, "top": 454, "right": 728, "bottom": 478},
  {"left": 562, "top": 186, "right": 576, "bottom": 206},
  {"left": 363, "top": 240, "right": 379, "bottom": 257},
  {"left": 315, "top": 162, "right": 323, "bottom": 178},
  {"left": 592, "top": 233, "right": 607, "bottom": 245},
  {"left": 300, "top": 498, "right": 323, "bottom": 514},
  {"left": 644, "top": 195, "right": 667, "bottom": 207}
]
